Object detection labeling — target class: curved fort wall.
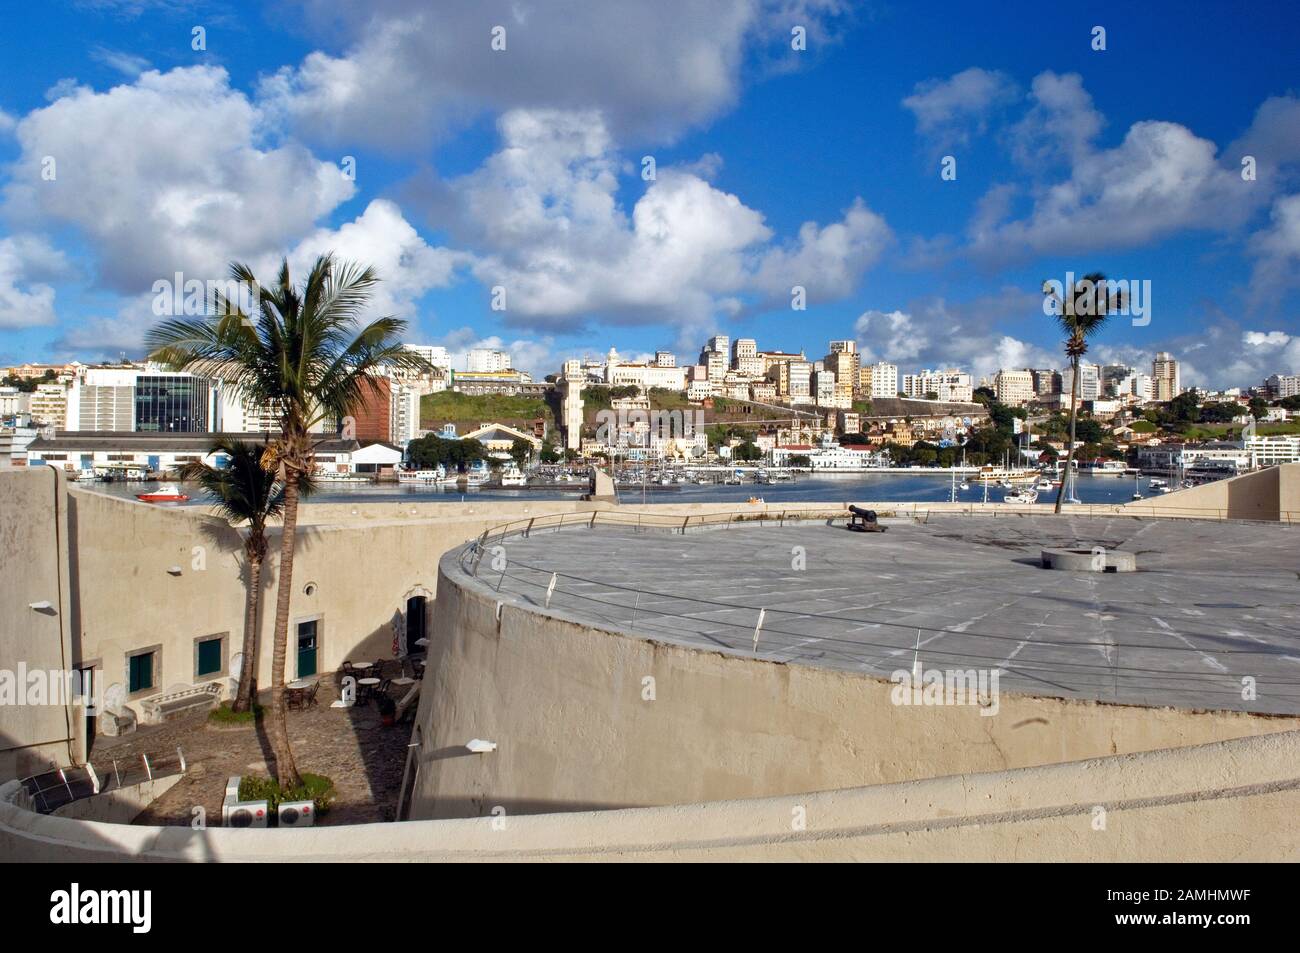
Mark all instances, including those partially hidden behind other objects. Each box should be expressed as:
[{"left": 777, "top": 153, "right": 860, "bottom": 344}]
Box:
[{"left": 408, "top": 548, "right": 1300, "bottom": 819}]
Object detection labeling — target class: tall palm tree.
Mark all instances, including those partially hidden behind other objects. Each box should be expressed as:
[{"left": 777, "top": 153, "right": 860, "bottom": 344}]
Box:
[
  {"left": 181, "top": 438, "right": 314, "bottom": 713},
  {"left": 1043, "top": 273, "right": 1125, "bottom": 514},
  {"left": 148, "top": 256, "right": 428, "bottom": 787}
]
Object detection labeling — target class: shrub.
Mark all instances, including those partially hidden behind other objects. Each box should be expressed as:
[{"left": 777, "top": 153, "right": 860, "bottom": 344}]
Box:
[
  {"left": 239, "top": 772, "right": 335, "bottom": 815},
  {"left": 208, "top": 701, "right": 263, "bottom": 725}
]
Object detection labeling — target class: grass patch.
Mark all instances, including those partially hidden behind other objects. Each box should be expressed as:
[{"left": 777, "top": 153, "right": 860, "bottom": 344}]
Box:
[
  {"left": 421, "top": 391, "right": 555, "bottom": 432},
  {"left": 208, "top": 700, "right": 263, "bottom": 725},
  {"left": 239, "top": 772, "right": 335, "bottom": 815},
  {"left": 1129, "top": 420, "right": 1157, "bottom": 433}
]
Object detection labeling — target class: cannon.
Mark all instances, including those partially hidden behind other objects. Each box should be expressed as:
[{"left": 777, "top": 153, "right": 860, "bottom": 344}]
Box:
[{"left": 847, "top": 505, "right": 887, "bottom": 533}]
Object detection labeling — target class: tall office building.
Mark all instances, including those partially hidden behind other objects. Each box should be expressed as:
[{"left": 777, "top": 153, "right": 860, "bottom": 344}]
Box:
[
  {"left": 1153, "top": 352, "right": 1181, "bottom": 401},
  {"left": 134, "top": 375, "right": 212, "bottom": 433},
  {"left": 467, "top": 348, "right": 512, "bottom": 372},
  {"left": 825, "top": 342, "right": 860, "bottom": 399}
]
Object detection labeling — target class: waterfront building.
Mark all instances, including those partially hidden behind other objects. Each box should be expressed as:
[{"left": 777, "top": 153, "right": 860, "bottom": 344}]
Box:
[{"left": 901, "top": 368, "right": 973, "bottom": 403}]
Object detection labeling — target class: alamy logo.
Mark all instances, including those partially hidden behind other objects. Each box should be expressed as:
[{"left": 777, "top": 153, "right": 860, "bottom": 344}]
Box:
[
  {"left": 151, "top": 272, "right": 260, "bottom": 317},
  {"left": 49, "top": 883, "right": 151, "bottom": 933},
  {"left": 1042, "top": 271, "right": 1151, "bottom": 326},
  {"left": 595, "top": 408, "right": 704, "bottom": 445},
  {"left": 0, "top": 665, "right": 98, "bottom": 710},
  {"left": 890, "top": 666, "right": 1001, "bottom": 716}
]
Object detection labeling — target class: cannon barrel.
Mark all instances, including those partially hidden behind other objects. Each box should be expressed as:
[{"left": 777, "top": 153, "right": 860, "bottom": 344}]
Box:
[{"left": 848, "top": 505, "right": 877, "bottom": 522}]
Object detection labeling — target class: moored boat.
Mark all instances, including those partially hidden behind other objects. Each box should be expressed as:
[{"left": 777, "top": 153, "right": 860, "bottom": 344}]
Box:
[{"left": 135, "top": 483, "right": 190, "bottom": 503}]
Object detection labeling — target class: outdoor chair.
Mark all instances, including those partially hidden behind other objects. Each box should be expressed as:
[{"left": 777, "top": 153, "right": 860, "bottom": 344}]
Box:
[{"left": 306, "top": 682, "right": 320, "bottom": 708}]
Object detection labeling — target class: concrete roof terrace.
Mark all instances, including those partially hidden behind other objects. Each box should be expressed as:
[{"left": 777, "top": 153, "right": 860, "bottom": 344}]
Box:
[{"left": 463, "top": 514, "right": 1300, "bottom": 715}]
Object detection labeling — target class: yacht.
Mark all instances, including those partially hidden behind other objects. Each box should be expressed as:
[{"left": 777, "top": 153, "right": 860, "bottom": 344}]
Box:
[
  {"left": 499, "top": 465, "right": 527, "bottom": 487},
  {"left": 1002, "top": 487, "right": 1038, "bottom": 504},
  {"left": 397, "top": 467, "right": 444, "bottom": 486}
]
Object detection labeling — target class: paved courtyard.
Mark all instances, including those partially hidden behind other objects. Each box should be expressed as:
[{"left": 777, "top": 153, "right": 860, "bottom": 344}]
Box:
[{"left": 464, "top": 514, "right": 1300, "bottom": 715}]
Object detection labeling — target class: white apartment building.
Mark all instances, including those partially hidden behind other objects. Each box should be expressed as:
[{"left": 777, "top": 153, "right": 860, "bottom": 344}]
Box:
[
  {"left": 1265, "top": 374, "right": 1300, "bottom": 399},
  {"left": 902, "top": 368, "right": 973, "bottom": 403},
  {"left": 705, "top": 335, "right": 730, "bottom": 357},
  {"left": 467, "top": 348, "right": 512, "bottom": 372},
  {"left": 403, "top": 344, "right": 451, "bottom": 371},
  {"left": 0, "top": 386, "right": 30, "bottom": 420},
  {"left": 703, "top": 350, "right": 727, "bottom": 383},
  {"left": 1246, "top": 435, "right": 1300, "bottom": 466},
  {"left": 859, "top": 361, "right": 898, "bottom": 399},
  {"left": 1062, "top": 363, "right": 1102, "bottom": 400},
  {"left": 601, "top": 348, "right": 688, "bottom": 391},
  {"left": 993, "top": 369, "right": 1034, "bottom": 406}
]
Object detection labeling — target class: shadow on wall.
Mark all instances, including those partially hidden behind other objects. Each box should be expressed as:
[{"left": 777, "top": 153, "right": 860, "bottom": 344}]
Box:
[{"left": 1227, "top": 465, "right": 1280, "bottom": 520}]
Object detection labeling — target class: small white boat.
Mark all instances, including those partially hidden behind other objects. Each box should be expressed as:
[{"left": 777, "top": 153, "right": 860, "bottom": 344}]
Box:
[
  {"left": 499, "top": 465, "right": 527, "bottom": 487},
  {"left": 1002, "top": 487, "right": 1038, "bottom": 504}
]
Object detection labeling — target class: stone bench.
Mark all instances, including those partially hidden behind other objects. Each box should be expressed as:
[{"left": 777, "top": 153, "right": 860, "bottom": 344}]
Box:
[{"left": 140, "top": 683, "right": 223, "bottom": 725}]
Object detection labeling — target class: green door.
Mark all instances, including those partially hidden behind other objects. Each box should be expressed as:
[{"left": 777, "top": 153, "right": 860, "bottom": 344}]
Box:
[{"left": 296, "top": 620, "right": 318, "bottom": 678}]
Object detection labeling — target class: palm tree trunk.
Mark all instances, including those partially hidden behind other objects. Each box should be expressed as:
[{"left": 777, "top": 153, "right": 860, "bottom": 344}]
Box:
[
  {"left": 268, "top": 469, "right": 302, "bottom": 788},
  {"left": 1054, "top": 357, "right": 1081, "bottom": 514},
  {"left": 232, "top": 553, "right": 261, "bottom": 713}
]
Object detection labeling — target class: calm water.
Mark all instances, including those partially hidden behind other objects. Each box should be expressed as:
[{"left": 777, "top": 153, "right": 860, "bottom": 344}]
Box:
[{"left": 84, "top": 471, "right": 1154, "bottom": 507}]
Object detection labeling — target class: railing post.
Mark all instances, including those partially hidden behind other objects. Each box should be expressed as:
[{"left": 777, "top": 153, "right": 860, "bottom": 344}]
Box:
[{"left": 142, "top": 753, "right": 152, "bottom": 782}]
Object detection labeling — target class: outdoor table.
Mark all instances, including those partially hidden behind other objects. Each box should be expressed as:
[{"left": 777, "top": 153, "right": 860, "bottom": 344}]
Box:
[
  {"left": 352, "top": 661, "right": 373, "bottom": 670},
  {"left": 391, "top": 677, "right": 415, "bottom": 687},
  {"left": 287, "top": 679, "right": 312, "bottom": 690},
  {"left": 357, "top": 676, "right": 381, "bottom": 703}
]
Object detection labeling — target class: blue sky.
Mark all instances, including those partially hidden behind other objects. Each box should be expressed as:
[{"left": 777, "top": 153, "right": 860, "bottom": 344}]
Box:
[{"left": 1, "top": 0, "right": 1298, "bottom": 387}]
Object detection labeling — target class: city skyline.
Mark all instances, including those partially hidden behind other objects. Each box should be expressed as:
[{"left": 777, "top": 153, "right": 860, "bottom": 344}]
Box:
[{"left": 1, "top": 2, "right": 1298, "bottom": 388}]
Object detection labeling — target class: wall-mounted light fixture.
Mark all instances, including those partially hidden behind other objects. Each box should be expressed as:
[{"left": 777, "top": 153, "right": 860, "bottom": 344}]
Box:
[
  {"left": 167, "top": 566, "right": 183, "bottom": 576},
  {"left": 465, "top": 739, "right": 497, "bottom": 753},
  {"left": 29, "top": 600, "right": 56, "bottom": 614}
]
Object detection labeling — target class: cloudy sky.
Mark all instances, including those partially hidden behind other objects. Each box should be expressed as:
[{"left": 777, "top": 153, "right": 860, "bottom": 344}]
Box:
[{"left": 1, "top": 0, "right": 1298, "bottom": 387}]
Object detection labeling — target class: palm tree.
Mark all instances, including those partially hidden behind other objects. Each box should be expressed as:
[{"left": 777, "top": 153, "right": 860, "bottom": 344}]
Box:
[
  {"left": 1043, "top": 273, "right": 1126, "bottom": 514},
  {"left": 147, "top": 256, "right": 428, "bottom": 787},
  {"left": 181, "top": 438, "right": 314, "bottom": 713}
]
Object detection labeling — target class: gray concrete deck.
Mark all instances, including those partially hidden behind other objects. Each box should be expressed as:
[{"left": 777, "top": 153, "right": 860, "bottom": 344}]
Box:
[{"left": 464, "top": 514, "right": 1300, "bottom": 714}]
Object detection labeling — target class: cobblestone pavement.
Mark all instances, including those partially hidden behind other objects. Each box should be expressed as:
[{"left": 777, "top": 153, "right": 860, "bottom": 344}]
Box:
[{"left": 92, "top": 675, "right": 415, "bottom": 826}]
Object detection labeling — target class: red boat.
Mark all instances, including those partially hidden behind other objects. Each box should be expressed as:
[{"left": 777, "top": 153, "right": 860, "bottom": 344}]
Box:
[{"left": 135, "top": 483, "right": 190, "bottom": 503}]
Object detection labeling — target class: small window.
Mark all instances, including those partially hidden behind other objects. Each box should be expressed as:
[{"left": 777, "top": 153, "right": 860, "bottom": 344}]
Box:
[
  {"left": 128, "top": 652, "right": 154, "bottom": 693},
  {"left": 196, "top": 637, "right": 222, "bottom": 677}
]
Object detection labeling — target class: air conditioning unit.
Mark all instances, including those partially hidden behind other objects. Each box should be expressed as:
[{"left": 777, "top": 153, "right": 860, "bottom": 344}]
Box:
[
  {"left": 223, "top": 799, "right": 269, "bottom": 828},
  {"left": 278, "top": 800, "right": 316, "bottom": 827}
]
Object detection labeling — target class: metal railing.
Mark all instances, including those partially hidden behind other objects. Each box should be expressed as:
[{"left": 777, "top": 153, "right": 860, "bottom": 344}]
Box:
[
  {"left": 18, "top": 747, "right": 187, "bottom": 814},
  {"left": 455, "top": 508, "right": 1300, "bottom": 714}
]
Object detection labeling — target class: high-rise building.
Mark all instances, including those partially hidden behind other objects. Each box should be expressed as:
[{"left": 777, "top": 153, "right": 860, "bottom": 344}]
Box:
[
  {"left": 731, "top": 339, "right": 762, "bottom": 376},
  {"left": 467, "top": 348, "right": 512, "bottom": 373},
  {"left": 993, "top": 370, "right": 1034, "bottom": 406},
  {"left": 901, "top": 368, "right": 972, "bottom": 402},
  {"left": 1264, "top": 374, "right": 1300, "bottom": 399},
  {"left": 1030, "top": 368, "right": 1062, "bottom": 397},
  {"left": 654, "top": 350, "right": 676, "bottom": 368},
  {"left": 1062, "top": 363, "right": 1102, "bottom": 401},
  {"left": 824, "top": 342, "right": 860, "bottom": 399},
  {"left": 857, "top": 362, "right": 899, "bottom": 399},
  {"left": 705, "top": 335, "right": 730, "bottom": 357},
  {"left": 1153, "top": 352, "right": 1180, "bottom": 401},
  {"left": 403, "top": 344, "right": 451, "bottom": 371}
]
